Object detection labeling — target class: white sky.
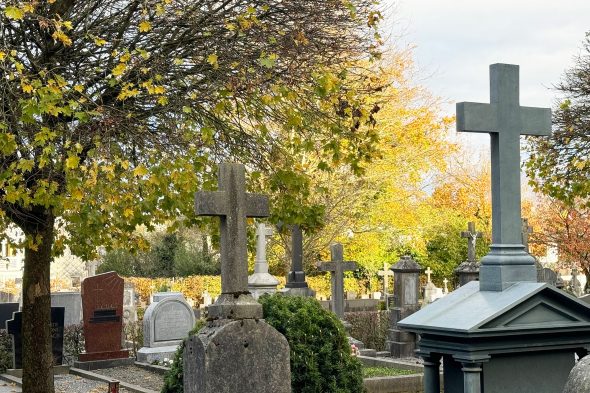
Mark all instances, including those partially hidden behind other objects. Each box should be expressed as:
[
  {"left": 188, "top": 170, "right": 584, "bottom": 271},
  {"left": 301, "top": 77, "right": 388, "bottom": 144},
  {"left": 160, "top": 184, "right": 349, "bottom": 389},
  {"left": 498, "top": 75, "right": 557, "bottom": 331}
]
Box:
[{"left": 381, "top": 0, "right": 590, "bottom": 148}]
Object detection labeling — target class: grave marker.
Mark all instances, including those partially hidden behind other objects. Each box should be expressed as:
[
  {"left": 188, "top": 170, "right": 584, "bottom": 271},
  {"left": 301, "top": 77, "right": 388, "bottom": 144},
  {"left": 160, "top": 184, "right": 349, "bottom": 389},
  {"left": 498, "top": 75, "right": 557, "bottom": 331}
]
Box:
[
  {"left": 282, "top": 225, "right": 315, "bottom": 297},
  {"left": 248, "top": 223, "right": 279, "bottom": 298},
  {"left": 51, "top": 292, "right": 82, "bottom": 326},
  {"left": 184, "top": 163, "right": 290, "bottom": 393},
  {"left": 319, "top": 243, "right": 357, "bottom": 320},
  {"left": 79, "top": 272, "right": 128, "bottom": 361},
  {"left": 455, "top": 222, "right": 483, "bottom": 286}
]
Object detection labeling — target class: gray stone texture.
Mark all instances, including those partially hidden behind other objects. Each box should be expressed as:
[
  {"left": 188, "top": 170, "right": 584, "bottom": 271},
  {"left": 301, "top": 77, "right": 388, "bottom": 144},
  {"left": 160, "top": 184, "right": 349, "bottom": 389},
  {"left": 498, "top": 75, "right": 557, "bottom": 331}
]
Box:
[
  {"left": 387, "top": 255, "right": 421, "bottom": 358},
  {"left": 183, "top": 318, "right": 291, "bottom": 393},
  {"left": 563, "top": 356, "right": 590, "bottom": 393},
  {"left": 455, "top": 222, "right": 483, "bottom": 286},
  {"left": 123, "top": 281, "right": 137, "bottom": 323},
  {"left": 457, "top": 64, "right": 551, "bottom": 291},
  {"left": 51, "top": 292, "right": 82, "bottom": 326}
]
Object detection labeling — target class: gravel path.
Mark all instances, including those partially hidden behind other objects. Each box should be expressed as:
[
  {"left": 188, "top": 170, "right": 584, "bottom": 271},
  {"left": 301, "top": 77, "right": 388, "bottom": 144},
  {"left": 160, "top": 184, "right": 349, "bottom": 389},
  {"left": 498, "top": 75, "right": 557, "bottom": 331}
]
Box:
[
  {"left": 94, "top": 365, "right": 164, "bottom": 391},
  {"left": 54, "top": 375, "right": 131, "bottom": 393}
]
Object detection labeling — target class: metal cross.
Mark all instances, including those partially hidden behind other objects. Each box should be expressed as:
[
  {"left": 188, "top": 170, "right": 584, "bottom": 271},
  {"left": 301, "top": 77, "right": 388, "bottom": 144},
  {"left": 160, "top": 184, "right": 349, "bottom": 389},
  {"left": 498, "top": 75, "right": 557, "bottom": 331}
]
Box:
[
  {"left": 319, "top": 243, "right": 357, "bottom": 319},
  {"left": 195, "top": 163, "right": 269, "bottom": 294},
  {"left": 461, "top": 222, "right": 483, "bottom": 263}
]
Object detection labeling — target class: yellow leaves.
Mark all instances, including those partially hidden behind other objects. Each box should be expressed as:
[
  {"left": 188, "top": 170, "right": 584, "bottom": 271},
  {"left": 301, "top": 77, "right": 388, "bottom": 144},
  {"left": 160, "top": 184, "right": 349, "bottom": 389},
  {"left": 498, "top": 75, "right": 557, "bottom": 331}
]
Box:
[
  {"left": 123, "top": 208, "right": 134, "bottom": 218},
  {"left": 71, "top": 188, "right": 84, "bottom": 201},
  {"left": 207, "top": 53, "right": 219, "bottom": 69},
  {"left": 117, "top": 83, "right": 139, "bottom": 101},
  {"left": 133, "top": 165, "right": 148, "bottom": 177},
  {"left": 4, "top": 6, "right": 24, "bottom": 20},
  {"left": 119, "top": 52, "right": 131, "bottom": 63},
  {"left": 52, "top": 30, "right": 72, "bottom": 46},
  {"left": 0, "top": 51, "right": 6, "bottom": 61},
  {"left": 63, "top": 21, "right": 73, "bottom": 30},
  {"left": 94, "top": 37, "right": 107, "bottom": 47},
  {"left": 21, "top": 82, "right": 34, "bottom": 94},
  {"left": 65, "top": 155, "right": 80, "bottom": 169},
  {"left": 139, "top": 20, "right": 152, "bottom": 33},
  {"left": 73, "top": 84, "right": 84, "bottom": 93},
  {"left": 141, "top": 80, "right": 165, "bottom": 95},
  {"left": 157, "top": 96, "right": 168, "bottom": 105},
  {"left": 112, "top": 63, "right": 127, "bottom": 77}
]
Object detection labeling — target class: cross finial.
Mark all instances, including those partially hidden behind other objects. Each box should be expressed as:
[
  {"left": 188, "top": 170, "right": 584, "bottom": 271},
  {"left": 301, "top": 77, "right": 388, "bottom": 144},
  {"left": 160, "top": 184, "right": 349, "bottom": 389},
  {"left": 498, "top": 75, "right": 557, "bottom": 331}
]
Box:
[
  {"left": 254, "top": 223, "right": 274, "bottom": 274},
  {"left": 461, "top": 222, "right": 483, "bottom": 263},
  {"left": 521, "top": 218, "right": 534, "bottom": 254},
  {"left": 319, "top": 243, "right": 357, "bottom": 319},
  {"left": 456, "top": 64, "right": 551, "bottom": 291},
  {"left": 195, "top": 163, "right": 269, "bottom": 294}
]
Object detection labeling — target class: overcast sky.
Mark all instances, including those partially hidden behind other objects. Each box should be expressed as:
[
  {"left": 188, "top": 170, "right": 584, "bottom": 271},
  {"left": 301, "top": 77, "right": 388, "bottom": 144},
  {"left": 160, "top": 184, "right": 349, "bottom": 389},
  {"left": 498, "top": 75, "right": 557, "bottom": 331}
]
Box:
[{"left": 382, "top": 0, "right": 590, "bottom": 140}]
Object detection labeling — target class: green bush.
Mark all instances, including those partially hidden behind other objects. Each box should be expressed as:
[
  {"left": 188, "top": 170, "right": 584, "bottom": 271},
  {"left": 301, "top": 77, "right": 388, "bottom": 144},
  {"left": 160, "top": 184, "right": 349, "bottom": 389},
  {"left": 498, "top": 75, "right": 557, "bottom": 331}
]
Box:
[
  {"left": 0, "top": 330, "right": 12, "bottom": 372},
  {"left": 259, "top": 294, "right": 366, "bottom": 393},
  {"left": 346, "top": 311, "right": 390, "bottom": 351},
  {"left": 63, "top": 323, "right": 85, "bottom": 365}
]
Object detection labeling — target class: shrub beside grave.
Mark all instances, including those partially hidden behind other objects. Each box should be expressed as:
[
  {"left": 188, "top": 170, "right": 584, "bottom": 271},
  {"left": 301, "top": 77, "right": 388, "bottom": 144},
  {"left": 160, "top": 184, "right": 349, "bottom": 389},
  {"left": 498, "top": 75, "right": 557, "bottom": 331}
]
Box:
[
  {"left": 0, "top": 329, "right": 12, "bottom": 372},
  {"left": 62, "top": 323, "right": 85, "bottom": 365},
  {"left": 346, "top": 310, "right": 390, "bottom": 351}
]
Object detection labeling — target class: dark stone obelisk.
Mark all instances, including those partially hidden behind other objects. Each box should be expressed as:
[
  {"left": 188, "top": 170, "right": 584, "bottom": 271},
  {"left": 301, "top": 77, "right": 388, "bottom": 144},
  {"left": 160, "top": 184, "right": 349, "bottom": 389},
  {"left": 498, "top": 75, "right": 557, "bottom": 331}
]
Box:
[{"left": 282, "top": 225, "right": 315, "bottom": 297}]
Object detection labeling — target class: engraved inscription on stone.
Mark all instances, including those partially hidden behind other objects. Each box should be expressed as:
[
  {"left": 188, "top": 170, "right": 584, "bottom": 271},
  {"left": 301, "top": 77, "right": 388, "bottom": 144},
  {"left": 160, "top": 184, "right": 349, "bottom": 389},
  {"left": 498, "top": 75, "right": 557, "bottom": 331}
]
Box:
[
  {"left": 154, "top": 301, "right": 193, "bottom": 342},
  {"left": 404, "top": 277, "right": 417, "bottom": 305}
]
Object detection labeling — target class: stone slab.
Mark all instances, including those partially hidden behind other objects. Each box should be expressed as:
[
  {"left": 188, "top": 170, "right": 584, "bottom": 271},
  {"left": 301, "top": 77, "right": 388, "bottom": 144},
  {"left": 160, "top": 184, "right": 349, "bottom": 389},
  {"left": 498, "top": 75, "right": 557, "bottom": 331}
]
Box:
[
  {"left": 137, "top": 345, "right": 179, "bottom": 364},
  {"left": 73, "top": 357, "right": 136, "bottom": 371},
  {"left": 51, "top": 292, "right": 82, "bottom": 326},
  {"left": 0, "top": 304, "right": 18, "bottom": 329},
  {"left": 184, "top": 318, "right": 291, "bottom": 393},
  {"left": 69, "top": 367, "right": 157, "bottom": 393}
]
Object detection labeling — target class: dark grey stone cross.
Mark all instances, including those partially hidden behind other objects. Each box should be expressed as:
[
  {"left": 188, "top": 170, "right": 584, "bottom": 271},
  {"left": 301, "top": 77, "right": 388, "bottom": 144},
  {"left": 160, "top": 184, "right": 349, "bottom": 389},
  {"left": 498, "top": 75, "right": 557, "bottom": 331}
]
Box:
[
  {"left": 457, "top": 64, "right": 551, "bottom": 291},
  {"left": 461, "top": 222, "right": 483, "bottom": 263},
  {"left": 195, "top": 163, "right": 269, "bottom": 294},
  {"left": 319, "top": 243, "right": 357, "bottom": 319}
]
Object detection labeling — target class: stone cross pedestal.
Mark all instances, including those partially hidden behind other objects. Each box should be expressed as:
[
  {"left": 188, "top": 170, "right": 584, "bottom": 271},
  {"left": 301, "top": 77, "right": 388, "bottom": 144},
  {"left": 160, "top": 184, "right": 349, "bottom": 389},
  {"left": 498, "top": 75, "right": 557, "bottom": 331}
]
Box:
[
  {"left": 387, "top": 255, "right": 422, "bottom": 358},
  {"left": 457, "top": 64, "right": 551, "bottom": 291},
  {"left": 319, "top": 243, "right": 357, "bottom": 320},
  {"left": 185, "top": 163, "right": 290, "bottom": 393},
  {"left": 282, "top": 224, "right": 315, "bottom": 297},
  {"left": 248, "top": 223, "right": 279, "bottom": 299},
  {"left": 455, "top": 222, "right": 483, "bottom": 286}
]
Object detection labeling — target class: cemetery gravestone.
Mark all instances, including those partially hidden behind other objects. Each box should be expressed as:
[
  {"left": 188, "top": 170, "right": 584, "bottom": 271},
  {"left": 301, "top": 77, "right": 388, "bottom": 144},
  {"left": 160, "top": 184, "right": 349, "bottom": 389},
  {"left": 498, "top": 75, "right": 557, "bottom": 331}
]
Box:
[
  {"left": 6, "top": 307, "right": 65, "bottom": 368},
  {"left": 377, "top": 263, "right": 394, "bottom": 308},
  {"left": 184, "top": 162, "right": 290, "bottom": 393},
  {"left": 454, "top": 222, "right": 482, "bottom": 286},
  {"left": 423, "top": 267, "right": 443, "bottom": 305},
  {"left": 399, "top": 64, "right": 590, "bottom": 393},
  {"left": 0, "top": 303, "right": 19, "bottom": 329},
  {"left": 138, "top": 292, "right": 196, "bottom": 363},
  {"left": 123, "top": 281, "right": 137, "bottom": 324},
  {"left": 248, "top": 223, "right": 279, "bottom": 298},
  {"left": 387, "top": 255, "right": 422, "bottom": 358},
  {"left": 79, "top": 271, "right": 129, "bottom": 361},
  {"left": 282, "top": 225, "right": 315, "bottom": 297},
  {"left": 51, "top": 292, "right": 82, "bottom": 326},
  {"left": 319, "top": 243, "right": 357, "bottom": 320}
]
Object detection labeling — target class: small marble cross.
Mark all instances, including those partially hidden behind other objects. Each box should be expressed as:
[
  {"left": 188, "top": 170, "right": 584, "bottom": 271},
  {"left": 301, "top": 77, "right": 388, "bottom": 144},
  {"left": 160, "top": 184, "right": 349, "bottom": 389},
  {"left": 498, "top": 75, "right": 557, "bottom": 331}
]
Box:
[
  {"left": 461, "top": 222, "right": 483, "bottom": 263},
  {"left": 319, "top": 243, "right": 357, "bottom": 319},
  {"left": 425, "top": 267, "right": 433, "bottom": 283},
  {"left": 377, "top": 262, "right": 394, "bottom": 295},
  {"left": 254, "top": 223, "right": 274, "bottom": 274},
  {"left": 195, "top": 163, "right": 269, "bottom": 294},
  {"left": 443, "top": 278, "right": 449, "bottom": 294}
]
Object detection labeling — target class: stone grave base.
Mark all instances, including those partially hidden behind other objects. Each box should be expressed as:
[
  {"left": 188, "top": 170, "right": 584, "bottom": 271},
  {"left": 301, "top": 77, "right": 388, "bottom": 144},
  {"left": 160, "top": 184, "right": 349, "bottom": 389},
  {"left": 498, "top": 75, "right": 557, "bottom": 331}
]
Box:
[
  {"left": 77, "top": 349, "right": 130, "bottom": 363},
  {"left": 73, "top": 356, "right": 135, "bottom": 371},
  {"left": 280, "top": 286, "right": 315, "bottom": 297},
  {"left": 184, "top": 318, "right": 291, "bottom": 393},
  {"left": 137, "top": 345, "right": 179, "bottom": 363}
]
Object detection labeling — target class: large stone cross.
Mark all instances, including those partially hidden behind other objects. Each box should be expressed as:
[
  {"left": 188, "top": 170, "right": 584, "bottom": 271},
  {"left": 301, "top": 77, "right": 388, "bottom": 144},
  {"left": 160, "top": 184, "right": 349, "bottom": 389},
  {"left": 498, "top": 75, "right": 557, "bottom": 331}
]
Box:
[
  {"left": 319, "top": 243, "right": 357, "bottom": 319},
  {"left": 195, "top": 163, "right": 269, "bottom": 294},
  {"left": 461, "top": 222, "right": 483, "bottom": 263},
  {"left": 457, "top": 64, "right": 551, "bottom": 290},
  {"left": 377, "top": 262, "right": 394, "bottom": 295}
]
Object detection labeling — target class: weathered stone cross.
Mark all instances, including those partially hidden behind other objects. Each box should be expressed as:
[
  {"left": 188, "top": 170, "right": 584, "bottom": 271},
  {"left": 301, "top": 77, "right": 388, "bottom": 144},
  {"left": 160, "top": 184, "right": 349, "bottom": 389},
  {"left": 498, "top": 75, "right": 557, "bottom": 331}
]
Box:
[
  {"left": 377, "top": 262, "right": 394, "bottom": 295},
  {"left": 461, "top": 222, "right": 483, "bottom": 263},
  {"left": 319, "top": 243, "right": 357, "bottom": 319},
  {"left": 425, "top": 266, "right": 433, "bottom": 283},
  {"left": 195, "top": 163, "right": 269, "bottom": 295},
  {"left": 457, "top": 64, "right": 551, "bottom": 290},
  {"left": 254, "top": 223, "right": 274, "bottom": 274},
  {"left": 521, "top": 218, "right": 533, "bottom": 254}
]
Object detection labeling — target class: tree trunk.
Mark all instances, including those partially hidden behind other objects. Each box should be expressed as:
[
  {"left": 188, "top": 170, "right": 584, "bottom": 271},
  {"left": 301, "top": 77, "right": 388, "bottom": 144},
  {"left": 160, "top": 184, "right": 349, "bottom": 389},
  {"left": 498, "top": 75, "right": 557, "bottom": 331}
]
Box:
[{"left": 21, "top": 216, "right": 55, "bottom": 393}]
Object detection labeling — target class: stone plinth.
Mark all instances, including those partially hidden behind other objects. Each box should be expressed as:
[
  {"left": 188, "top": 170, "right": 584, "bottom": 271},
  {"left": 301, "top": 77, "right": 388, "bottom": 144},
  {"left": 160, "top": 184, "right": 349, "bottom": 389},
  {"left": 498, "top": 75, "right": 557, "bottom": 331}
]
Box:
[
  {"left": 79, "top": 272, "right": 128, "bottom": 361},
  {"left": 137, "top": 292, "right": 195, "bottom": 363},
  {"left": 184, "top": 318, "right": 291, "bottom": 393},
  {"left": 387, "top": 255, "right": 421, "bottom": 358}
]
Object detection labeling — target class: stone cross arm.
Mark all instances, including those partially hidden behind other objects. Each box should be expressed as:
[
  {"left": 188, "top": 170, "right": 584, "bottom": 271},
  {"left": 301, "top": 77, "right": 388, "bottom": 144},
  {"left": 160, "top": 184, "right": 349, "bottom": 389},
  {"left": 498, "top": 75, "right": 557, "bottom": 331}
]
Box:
[
  {"left": 195, "top": 191, "right": 269, "bottom": 217},
  {"left": 456, "top": 102, "right": 551, "bottom": 135},
  {"left": 319, "top": 261, "right": 358, "bottom": 272}
]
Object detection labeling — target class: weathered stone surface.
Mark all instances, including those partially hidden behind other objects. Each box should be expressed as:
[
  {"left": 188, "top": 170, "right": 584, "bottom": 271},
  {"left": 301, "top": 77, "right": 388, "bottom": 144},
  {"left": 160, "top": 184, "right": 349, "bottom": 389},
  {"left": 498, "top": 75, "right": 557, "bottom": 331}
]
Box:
[
  {"left": 123, "top": 281, "right": 137, "bottom": 323},
  {"left": 248, "top": 223, "right": 279, "bottom": 299},
  {"left": 564, "top": 356, "right": 590, "bottom": 393},
  {"left": 51, "top": 292, "right": 82, "bottom": 326},
  {"left": 319, "top": 243, "right": 357, "bottom": 319},
  {"left": 184, "top": 318, "right": 291, "bottom": 393},
  {"left": 80, "top": 271, "right": 128, "bottom": 361}
]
